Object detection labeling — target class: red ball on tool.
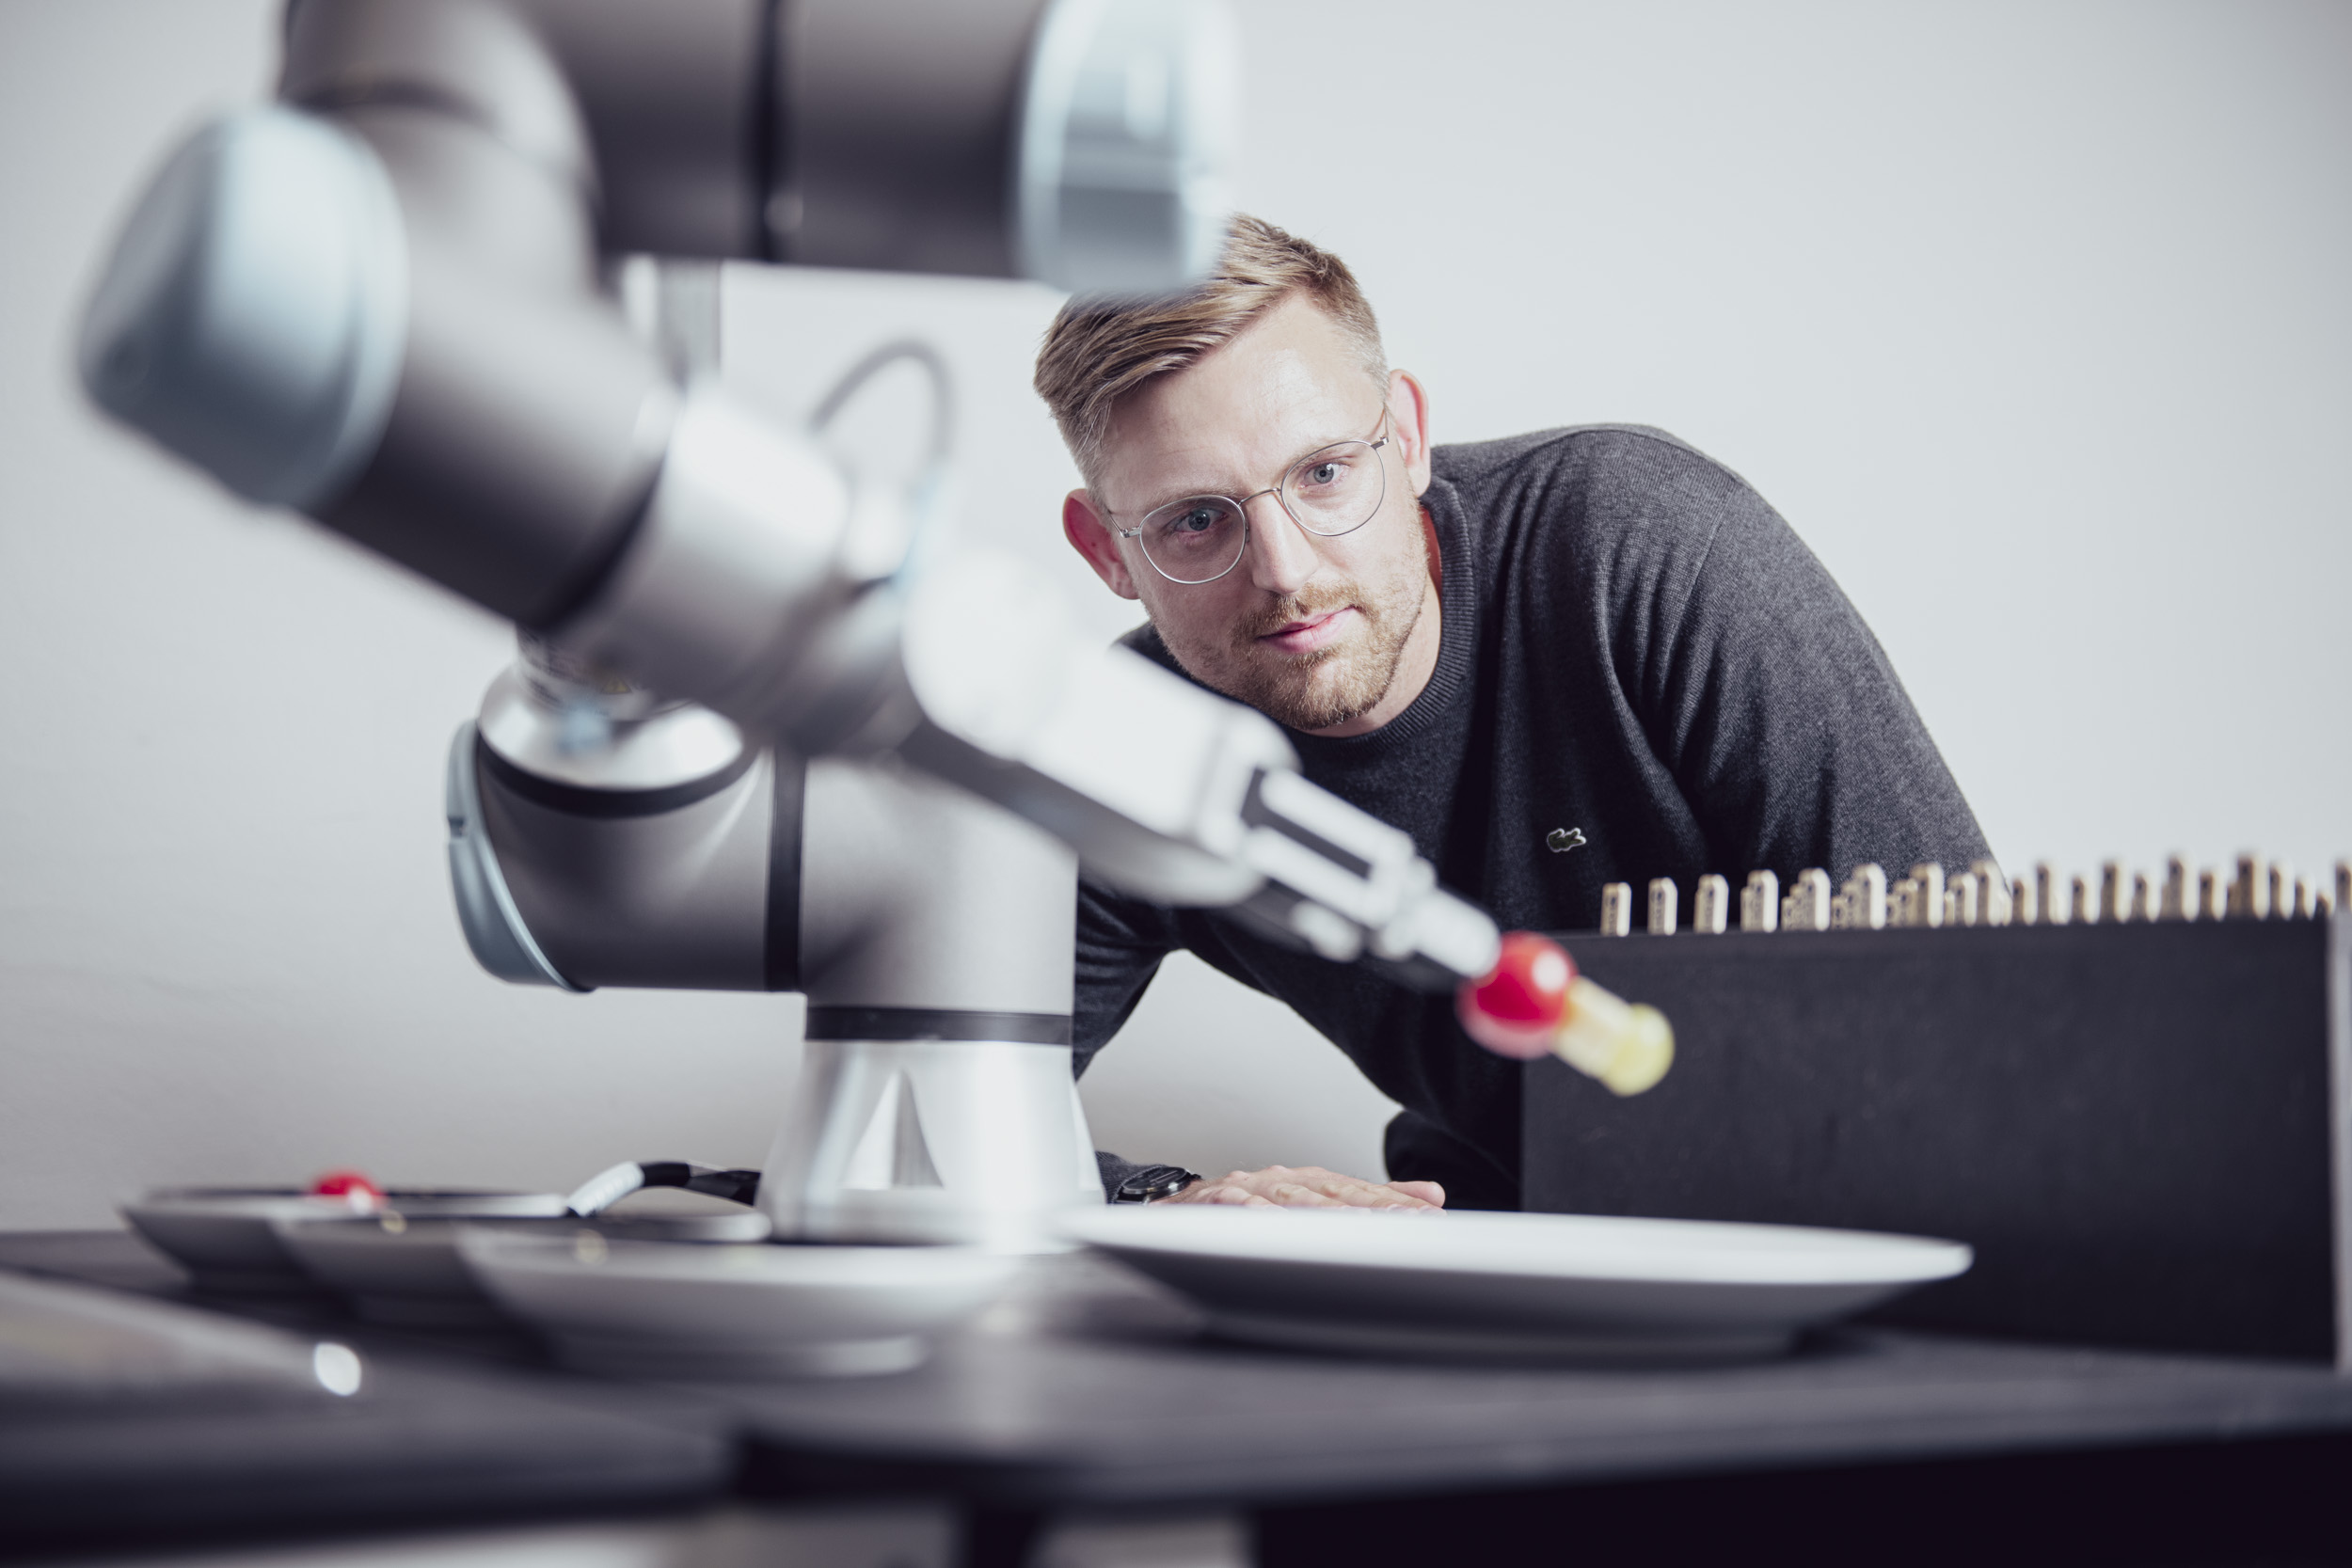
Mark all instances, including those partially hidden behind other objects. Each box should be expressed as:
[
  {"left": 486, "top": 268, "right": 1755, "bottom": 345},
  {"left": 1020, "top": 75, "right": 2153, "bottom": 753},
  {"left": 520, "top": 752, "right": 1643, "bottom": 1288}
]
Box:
[
  {"left": 310, "top": 1169, "right": 385, "bottom": 1210},
  {"left": 1457, "top": 931, "right": 1576, "bottom": 1059}
]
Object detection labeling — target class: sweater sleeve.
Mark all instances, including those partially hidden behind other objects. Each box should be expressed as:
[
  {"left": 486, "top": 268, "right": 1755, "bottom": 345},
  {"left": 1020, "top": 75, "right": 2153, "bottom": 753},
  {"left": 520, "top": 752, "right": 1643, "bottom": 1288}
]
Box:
[
  {"left": 1073, "top": 875, "right": 1183, "bottom": 1197},
  {"left": 1073, "top": 877, "right": 1177, "bottom": 1066},
  {"left": 1603, "top": 440, "right": 1992, "bottom": 882}
]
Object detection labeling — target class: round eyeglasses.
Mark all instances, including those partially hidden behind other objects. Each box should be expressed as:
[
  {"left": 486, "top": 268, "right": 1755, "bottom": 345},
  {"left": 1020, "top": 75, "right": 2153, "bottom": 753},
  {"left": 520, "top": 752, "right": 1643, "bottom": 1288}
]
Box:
[{"left": 1111, "top": 411, "right": 1391, "bottom": 585}]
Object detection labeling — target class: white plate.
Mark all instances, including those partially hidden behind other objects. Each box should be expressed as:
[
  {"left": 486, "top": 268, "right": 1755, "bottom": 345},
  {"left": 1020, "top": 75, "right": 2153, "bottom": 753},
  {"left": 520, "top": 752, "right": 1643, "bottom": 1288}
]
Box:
[
  {"left": 274, "top": 1212, "right": 772, "bottom": 1325},
  {"left": 1060, "top": 1207, "right": 1971, "bottom": 1363},
  {"left": 122, "top": 1188, "right": 569, "bottom": 1294},
  {"left": 458, "top": 1230, "right": 1020, "bottom": 1378}
]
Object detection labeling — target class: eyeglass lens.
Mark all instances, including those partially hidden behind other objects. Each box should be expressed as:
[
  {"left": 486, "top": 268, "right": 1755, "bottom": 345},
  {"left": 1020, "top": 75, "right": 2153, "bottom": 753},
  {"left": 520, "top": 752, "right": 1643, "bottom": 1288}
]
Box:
[{"left": 1136, "top": 437, "right": 1389, "bottom": 584}]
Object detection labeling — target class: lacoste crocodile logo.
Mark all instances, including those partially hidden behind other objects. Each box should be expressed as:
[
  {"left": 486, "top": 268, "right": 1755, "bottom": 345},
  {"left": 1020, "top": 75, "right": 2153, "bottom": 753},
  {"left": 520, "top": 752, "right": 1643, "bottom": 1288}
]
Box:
[{"left": 1546, "top": 827, "right": 1587, "bottom": 853}]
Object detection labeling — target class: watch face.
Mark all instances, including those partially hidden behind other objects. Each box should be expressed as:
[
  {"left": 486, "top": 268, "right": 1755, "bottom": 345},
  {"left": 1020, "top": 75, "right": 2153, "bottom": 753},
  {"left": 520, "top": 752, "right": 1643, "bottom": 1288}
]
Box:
[{"left": 1116, "top": 1164, "right": 1200, "bottom": 1202}]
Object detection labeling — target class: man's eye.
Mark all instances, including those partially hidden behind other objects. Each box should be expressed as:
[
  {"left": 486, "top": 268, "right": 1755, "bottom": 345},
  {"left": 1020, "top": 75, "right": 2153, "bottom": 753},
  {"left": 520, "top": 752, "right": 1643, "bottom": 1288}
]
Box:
[
  {"left": 1165, "top": 506, "right": 1222, "bottom": 535},
  {"left": 1301, "top": 461, "right": 1344, "bottom": 487}
]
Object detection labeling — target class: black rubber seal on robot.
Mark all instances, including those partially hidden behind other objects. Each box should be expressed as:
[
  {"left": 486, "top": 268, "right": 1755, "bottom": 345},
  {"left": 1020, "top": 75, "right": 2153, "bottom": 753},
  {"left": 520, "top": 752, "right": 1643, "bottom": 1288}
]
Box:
[
  {"left": 804, "top": 1007, "right": 1074, "bottom": 1046},
  {"left": 476, "top": 736, "right": 757, "bottom": 819},
  {"left": 764, "top": 752, "right": 803, "bottom": 992},
  {"left": 753, "top": 0, "right": 790, "bottom": 260}
]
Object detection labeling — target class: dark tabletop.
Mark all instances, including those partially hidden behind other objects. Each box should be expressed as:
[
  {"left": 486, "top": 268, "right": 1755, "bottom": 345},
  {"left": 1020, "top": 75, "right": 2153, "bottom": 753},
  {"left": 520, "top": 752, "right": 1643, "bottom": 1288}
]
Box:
[
  {"left": 11, "top": 1227, "right": 2352, "bottom": 1544},
  {"left": 714, "top": 1250, "right": 2352, "bottom": 1507},
  {"left": 0, "top": 1230, "right": 733, "bottom": 1555}
]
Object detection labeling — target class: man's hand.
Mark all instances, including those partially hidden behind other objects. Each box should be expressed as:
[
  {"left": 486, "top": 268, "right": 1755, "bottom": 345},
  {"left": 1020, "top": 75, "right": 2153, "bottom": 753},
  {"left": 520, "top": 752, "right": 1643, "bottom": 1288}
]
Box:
[{"left": 1156, "top": 1164, "right": 1444, "bottom": 1211}]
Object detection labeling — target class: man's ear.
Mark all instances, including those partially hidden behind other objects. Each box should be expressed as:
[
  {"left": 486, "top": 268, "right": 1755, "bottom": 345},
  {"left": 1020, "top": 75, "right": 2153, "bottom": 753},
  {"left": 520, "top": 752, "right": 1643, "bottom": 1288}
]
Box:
[
  {"left": 1062, "top": 490, "right": 1140, "bottom": 600},
  {"left": 1390, "top": 370, "right": 1435, "bottom": 498}
]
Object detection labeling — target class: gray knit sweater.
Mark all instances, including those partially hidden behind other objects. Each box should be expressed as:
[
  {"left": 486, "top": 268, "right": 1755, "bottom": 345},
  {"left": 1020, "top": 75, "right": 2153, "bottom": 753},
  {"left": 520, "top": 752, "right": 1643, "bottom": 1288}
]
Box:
[{"left": 1079, "top": 426, "right": 1990, "bottom": 1208}]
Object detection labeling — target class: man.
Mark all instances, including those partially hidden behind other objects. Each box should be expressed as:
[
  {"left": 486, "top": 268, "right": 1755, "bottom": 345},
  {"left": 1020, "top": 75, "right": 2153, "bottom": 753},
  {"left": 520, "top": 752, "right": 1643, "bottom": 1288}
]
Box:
[{"left": 1040, "top": 217, "right": 1988, "bottom": 1212}]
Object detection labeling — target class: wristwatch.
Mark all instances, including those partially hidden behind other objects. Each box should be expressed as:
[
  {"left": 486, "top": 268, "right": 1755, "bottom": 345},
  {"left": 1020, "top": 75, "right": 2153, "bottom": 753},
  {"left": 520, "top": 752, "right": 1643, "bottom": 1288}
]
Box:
[{"left": 1111, "top": 1164, "right": 1202, "bottom": 1203}]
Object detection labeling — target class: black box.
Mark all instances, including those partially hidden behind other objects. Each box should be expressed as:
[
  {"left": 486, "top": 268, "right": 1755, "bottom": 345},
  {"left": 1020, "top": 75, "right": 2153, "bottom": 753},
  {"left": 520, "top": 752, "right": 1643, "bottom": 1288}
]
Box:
[{"left": 1524, "top": 918, "right": 2350, "bottom": 1363}]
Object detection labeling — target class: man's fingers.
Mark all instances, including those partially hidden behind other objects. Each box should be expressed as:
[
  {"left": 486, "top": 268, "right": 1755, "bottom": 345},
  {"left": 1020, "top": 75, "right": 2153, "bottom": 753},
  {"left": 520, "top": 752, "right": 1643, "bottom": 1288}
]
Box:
[
  {"left": 1290, "top": 1168, "right": 1441, "bottom": 1210},
  {"left": 1267, "top": 1182, "right": 1347, "bottom": 1208},
  {"left": 1330, "top": 1182, "right": 1405, "bottom": 1207},
  {"left": 1275, "top": 1168, "right": 1399, "bottom": 1206},
  {"left": 1308, "top": 1174, "right": 1439, "bottom": 1210},
  {"left": 1196, "top": 1183, "right": 1273, "bottom": 1207},
  {"left": 1150, "top": 1164, "right": 1443, "bottom": 1212}
]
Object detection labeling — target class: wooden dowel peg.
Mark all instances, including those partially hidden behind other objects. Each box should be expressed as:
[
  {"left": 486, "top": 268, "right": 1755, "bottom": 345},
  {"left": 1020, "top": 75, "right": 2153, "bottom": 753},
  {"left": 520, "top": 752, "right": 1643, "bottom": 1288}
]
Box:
[
  {"left": 1972, "top": 861, "right": 2012, "bottom": 926},
  {"left": 1950, "top": 874, "right": 1980, "bottom": 927},
  {"left": 1910, "top": 863, "right": 1946, "bottom": 929},
  {"left": 2036, "top": 863, "right": 2066, "bottom": 927},
  {"left": 2229, "top": 854, "right": 2265, "bottom": 920},
  {"left": 1647, "top": 878, "right": 1678, "bottom": 936},
  {"left": 2161, "top": 856, "right": 2191, "bottom": 922},
  {"left": 2098, "top": 861, "right": 2125, "bottom": 924},
  {"left": 1693, "top": 874, "right": 1729, "bottom": 934}
]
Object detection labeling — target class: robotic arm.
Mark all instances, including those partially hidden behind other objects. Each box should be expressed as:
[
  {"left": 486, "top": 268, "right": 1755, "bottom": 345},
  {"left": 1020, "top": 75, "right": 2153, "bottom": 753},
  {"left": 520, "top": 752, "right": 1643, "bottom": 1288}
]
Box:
[
  {"left": 78, "top": 0, "right": 1658, "bottom": 1243},
  {"left": 80, "top": 0, "right": 1499, "bottom": 992}
]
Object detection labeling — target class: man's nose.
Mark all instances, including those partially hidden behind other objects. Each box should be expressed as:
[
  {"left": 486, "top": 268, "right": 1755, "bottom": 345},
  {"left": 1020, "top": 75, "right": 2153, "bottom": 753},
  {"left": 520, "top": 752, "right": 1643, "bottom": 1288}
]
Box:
[{"left": 1243, "top": 493, "right": 1319, "bottom": 596}]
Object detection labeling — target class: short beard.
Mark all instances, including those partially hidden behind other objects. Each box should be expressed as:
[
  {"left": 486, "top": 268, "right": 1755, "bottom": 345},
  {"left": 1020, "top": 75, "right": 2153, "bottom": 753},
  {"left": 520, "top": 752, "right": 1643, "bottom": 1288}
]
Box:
[{"left": 1167, "top": 570, "right": 1427, "bottom": 734}]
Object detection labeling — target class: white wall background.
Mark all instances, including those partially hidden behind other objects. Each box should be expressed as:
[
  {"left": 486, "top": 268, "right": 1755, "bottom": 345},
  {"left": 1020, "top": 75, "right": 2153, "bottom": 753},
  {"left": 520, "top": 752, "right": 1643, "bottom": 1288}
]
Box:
[{"left": 2, "top": 0, "right": 2344, "bottom": 1226}]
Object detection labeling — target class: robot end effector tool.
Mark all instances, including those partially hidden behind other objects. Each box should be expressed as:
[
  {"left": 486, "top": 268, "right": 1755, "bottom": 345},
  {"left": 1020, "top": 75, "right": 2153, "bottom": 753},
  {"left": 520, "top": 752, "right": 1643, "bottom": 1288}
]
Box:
[{"left": 74, "top": 0, "right": 1506, "bottom": 995}]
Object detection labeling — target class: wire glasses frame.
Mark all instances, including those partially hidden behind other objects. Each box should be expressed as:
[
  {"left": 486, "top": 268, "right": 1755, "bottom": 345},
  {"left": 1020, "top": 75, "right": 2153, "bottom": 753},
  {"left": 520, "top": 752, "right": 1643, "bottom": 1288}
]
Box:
[{"left": 1110, "top": 410, "right": 1392, "bottom": 585}]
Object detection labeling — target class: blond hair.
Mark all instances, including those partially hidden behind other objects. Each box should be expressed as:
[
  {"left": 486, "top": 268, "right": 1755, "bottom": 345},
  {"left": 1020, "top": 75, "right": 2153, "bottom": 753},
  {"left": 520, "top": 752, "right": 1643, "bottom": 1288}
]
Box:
[{"left": 1034, "top": 215, "right": 1388, "bottom": 482}]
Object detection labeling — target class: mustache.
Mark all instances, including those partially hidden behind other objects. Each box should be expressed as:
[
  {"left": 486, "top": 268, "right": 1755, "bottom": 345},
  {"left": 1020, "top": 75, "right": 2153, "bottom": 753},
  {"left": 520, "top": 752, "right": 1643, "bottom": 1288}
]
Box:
[{"left": 1235, "top": 585, "right": 1359, "bottom": 644}]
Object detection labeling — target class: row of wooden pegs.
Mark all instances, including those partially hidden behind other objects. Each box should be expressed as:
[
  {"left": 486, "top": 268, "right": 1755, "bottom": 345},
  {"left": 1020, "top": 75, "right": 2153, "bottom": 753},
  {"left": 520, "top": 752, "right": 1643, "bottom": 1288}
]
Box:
[{"left": 1597, "top": 856, "right": 2351, "bottom": 937}]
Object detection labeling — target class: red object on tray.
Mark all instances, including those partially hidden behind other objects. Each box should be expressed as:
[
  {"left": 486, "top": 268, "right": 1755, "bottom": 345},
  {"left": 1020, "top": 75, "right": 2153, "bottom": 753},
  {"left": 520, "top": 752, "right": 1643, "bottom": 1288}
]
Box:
[{"left": 309, "top": 1169, "right": 385, "bottom": 1210}]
